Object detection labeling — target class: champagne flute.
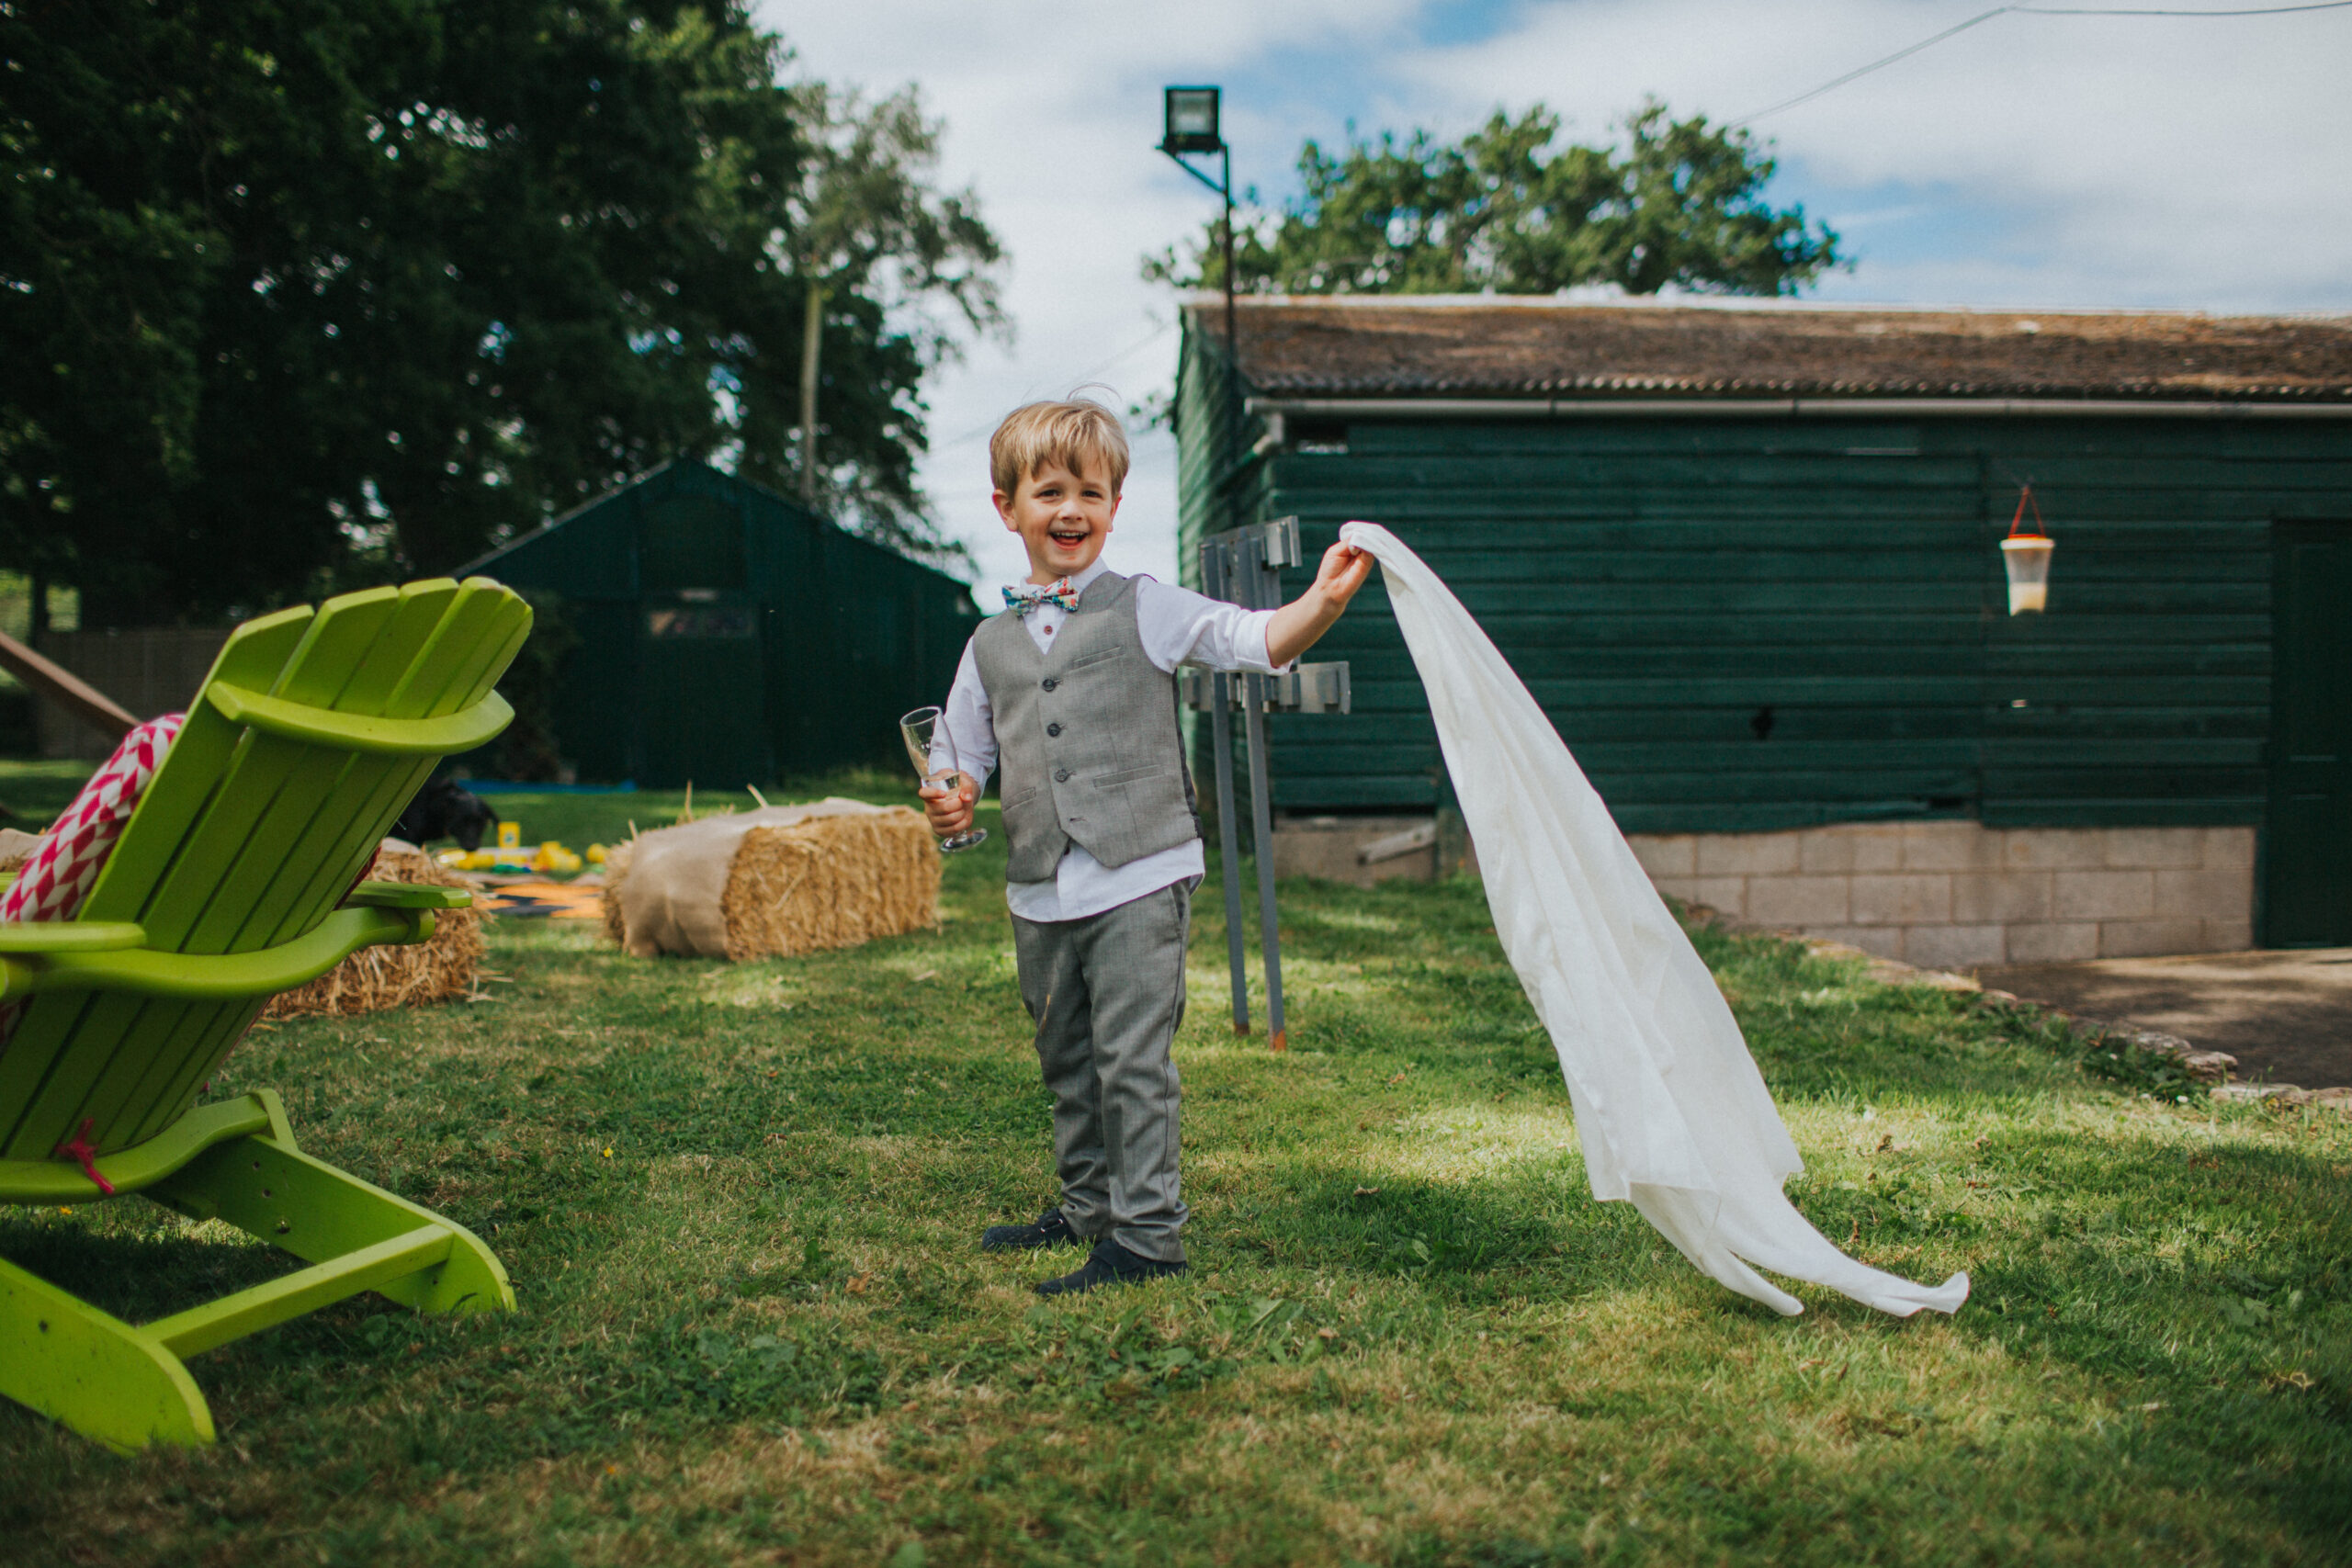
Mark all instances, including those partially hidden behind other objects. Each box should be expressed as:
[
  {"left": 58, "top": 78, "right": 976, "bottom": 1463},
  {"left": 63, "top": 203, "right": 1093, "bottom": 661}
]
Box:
[{"left": 900, "top": 705, "right": 987, "bottom": 853}]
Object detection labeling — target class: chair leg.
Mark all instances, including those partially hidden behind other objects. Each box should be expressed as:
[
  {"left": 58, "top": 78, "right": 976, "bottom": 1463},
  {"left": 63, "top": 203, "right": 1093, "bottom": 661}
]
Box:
[
  {"left": 1, "top": 1089, "right": 511, "bottom": 1451},
  {"left": 149, "top": 1093, "right": 514, "bottom": 1317},
  {"left": 0, "top": 1252, "right": 212, "bottom": 1452}
]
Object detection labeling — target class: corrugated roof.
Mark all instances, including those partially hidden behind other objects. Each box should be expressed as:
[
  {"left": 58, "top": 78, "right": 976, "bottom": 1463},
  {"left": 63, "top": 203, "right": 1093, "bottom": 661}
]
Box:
[{"left": 1187, "top": 297, "right": 2352, "bottom": 403}]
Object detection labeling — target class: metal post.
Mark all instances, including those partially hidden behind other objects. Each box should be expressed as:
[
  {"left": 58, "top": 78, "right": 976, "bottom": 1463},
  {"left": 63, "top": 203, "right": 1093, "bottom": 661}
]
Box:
[
  {"left": 1220, "top": 145, "right": 1238, "bottom": 532},
  {"left": 1202, "top": 540, "right": 1250, "bottom": 1035},
  {"left": 1241, "top": 669, "right": 1285, "bottom": 1049},
  {"left": 1220, "top": 145, "right": 1236, "bottom": 365},
  {"left": 1186, "top": 517, "right": 1340, "bottom": 1054},
  {"left": 1199, "top": 539, "right": 1251, "bottom": 1033},
  {"left": 1233, "top": 525, "right": 1289, "bottom": 1050},
  {"left": 1210, "top": 672, "right": 1249, "bottom": 1034}
]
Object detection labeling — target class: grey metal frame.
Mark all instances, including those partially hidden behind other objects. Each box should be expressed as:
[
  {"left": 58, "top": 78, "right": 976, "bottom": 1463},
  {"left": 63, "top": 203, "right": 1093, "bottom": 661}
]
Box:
[{"left": 1184, "top": 515, "right": 1351, "bottom": 1048}]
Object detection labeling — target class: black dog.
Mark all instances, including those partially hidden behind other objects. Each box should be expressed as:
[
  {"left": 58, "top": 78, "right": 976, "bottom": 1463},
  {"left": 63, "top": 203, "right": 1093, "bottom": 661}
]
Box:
[{"left": 393, "top": 780, "right": 498, "bottom": 851}]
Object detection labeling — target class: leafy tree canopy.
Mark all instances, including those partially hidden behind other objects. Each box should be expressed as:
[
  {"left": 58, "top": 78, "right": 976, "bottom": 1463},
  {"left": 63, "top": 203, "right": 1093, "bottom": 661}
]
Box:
[
  {"left": 0, "top": 0, "right": 1001, "bottom": 623},
  {"left": 1144, "top": 101, "right": 1840, "bottom": 299},
  {"left": 753, "top": 80, "right": 1003, "bottom": 564}
]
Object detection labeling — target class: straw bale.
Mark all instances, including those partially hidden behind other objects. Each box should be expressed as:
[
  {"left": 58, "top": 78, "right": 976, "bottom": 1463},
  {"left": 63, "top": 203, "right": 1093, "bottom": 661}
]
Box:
[
  {"left": 604, "top": 798, "right": 934, "bottom": 958},
  {"left": 601, "top": 838, "right": 634, "bottom": 948},
  {"left": 718, "top": 807, "right": 940, "bottom": 961},
  {"left": 263, "top": 842, "right": 483, "bottom": 1019}
]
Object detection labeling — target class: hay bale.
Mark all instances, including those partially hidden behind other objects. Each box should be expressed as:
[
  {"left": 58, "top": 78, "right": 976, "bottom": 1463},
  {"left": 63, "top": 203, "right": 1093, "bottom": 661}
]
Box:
[
  {"left": 719, "top": 809, "right": 939, "bottom": 961},
  {"left": 263, "top": 842, "right": 483, "bottom": 1019},
  {"left": 602, "top": 799, "right": 937, "bottom": 959},
  {"left": 601, "top": 838, "right": 634, "bottom": 949}
]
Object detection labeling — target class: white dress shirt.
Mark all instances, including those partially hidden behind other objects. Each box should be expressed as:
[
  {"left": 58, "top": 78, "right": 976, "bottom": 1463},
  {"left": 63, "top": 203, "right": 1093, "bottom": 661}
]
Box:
[{"left": 934, "top": 557, "right": 1287, "bottom": 921}]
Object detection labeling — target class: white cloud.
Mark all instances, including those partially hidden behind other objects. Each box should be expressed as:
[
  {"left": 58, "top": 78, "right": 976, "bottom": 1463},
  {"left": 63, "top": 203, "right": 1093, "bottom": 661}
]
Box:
[
  {"left": 1406, "top": 1, "right": 2352, "bottom": 309},
  {"left": 761, "top": 1, "right": 2352, "bottom": 588}
]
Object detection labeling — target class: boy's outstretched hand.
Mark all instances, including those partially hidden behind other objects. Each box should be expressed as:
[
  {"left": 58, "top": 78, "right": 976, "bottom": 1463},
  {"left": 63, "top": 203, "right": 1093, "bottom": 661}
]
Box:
[
  {"left": 1316, "top": 539, "right": 1375, "bottom": 605},
  {"left": 1265, "top": 541, "right": 1375, "bottom": 667},
  {"left": 919, "top": 774, "right": 978, "bottom": 837}
]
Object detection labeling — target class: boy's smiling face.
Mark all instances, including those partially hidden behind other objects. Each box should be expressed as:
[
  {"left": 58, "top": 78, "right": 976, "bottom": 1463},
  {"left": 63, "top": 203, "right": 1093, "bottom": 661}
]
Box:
[{"left": 995, "top": 458, "right": 1119, "bottom": 584}]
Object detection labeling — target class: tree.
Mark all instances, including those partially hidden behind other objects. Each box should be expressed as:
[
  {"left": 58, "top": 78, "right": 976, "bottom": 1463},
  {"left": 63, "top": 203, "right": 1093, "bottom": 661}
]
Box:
[
  {"left": 1144, "top": 101, "right": 1840, "bottom": 299},
  {"left": 760, "top": 82, "right": 1002, "bottom": 568},
  {"left": 0, "top": 0, "right": 1001, "bottom": 624}
]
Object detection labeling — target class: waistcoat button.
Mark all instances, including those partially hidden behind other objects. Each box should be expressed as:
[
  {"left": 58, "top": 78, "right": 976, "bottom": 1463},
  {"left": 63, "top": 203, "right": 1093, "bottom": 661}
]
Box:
[
  {"left": 1040, "top": 677, "right": 1058, "bottom": 692},
  {"left": 1054, "top": 767, "right": 1071, "bottom": 783},
  {"left": 1046, "top": 722, "right": 1062, "bottom": 737}
]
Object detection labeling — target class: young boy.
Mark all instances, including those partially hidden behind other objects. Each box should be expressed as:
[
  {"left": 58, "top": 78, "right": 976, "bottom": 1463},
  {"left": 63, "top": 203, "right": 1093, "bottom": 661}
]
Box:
[{"left": 922, "top": 399, "right": 1372, "bottom": 1295}]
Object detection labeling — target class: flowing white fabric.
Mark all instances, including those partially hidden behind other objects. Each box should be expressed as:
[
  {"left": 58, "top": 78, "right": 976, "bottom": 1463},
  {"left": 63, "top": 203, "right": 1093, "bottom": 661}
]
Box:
[{"left": 1340, "top": 523, "right": 1969, "bottom": 1318}]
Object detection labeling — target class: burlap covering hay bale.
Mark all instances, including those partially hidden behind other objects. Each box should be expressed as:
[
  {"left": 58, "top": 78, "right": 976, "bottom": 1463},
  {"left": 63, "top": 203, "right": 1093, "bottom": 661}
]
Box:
[
  {"left": 262, "top": 840, "right": 484, "bottom": 1019},
  {"left": 0, "top": 827, "right": 46, "bottom": 874},
  {"left": 605, "top": 797, "right": 939, "bottom": 960}
]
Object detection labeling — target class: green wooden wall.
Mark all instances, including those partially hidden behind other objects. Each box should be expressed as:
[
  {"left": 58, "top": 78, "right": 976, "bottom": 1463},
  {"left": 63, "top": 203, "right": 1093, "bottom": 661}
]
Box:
[
  {"left": 1176, "top": 327, "right": 2352, "bottom": 835},
  {"left": 467, "top": 460, "right": 977, "bottom": 786}
]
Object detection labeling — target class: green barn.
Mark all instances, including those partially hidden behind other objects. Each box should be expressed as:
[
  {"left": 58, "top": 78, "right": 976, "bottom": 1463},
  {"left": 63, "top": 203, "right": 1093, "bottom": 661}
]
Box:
[
  {"left": 1176, "top": 297, "right": 2352, "bottom": 962},
  {"left": 460, "top": 458, "right": 977, "bottom": 788}
]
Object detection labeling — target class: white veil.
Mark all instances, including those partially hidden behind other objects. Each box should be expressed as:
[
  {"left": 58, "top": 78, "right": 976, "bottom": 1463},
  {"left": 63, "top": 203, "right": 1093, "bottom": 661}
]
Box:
[{"left": 1340, "top": 521, "right": 1968, "bottom": 1317}]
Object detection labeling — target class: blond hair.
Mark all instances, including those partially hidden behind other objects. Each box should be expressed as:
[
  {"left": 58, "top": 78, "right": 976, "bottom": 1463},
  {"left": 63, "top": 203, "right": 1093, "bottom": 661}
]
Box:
[{"left": 989, "top": 398, "right": 1130, "bottom": 498}]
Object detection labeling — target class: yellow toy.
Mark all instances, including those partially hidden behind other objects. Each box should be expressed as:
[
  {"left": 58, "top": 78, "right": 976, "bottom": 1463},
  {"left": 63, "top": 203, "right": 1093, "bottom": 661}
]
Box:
[
  {"left": 434, "top": 836, "right": 584, "bottom": 876},
  {"left": 532, "top": 841, "right": 582, "bottom": 874}
]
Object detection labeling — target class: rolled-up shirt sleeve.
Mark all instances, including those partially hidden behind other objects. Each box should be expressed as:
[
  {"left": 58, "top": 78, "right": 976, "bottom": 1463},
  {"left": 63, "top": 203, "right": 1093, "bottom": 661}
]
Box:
[{"left": 1134, "top": 579, "right": 1288, "bottom": 675}]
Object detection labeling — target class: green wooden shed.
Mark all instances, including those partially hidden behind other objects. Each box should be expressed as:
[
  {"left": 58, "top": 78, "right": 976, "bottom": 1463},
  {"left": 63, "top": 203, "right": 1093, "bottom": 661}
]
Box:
[
  {"left": 460, "top": 458, "right": 977, "bottom": 788},
  {"left": 1177, "top": 297, "right": 2352, "bottom": 960}
]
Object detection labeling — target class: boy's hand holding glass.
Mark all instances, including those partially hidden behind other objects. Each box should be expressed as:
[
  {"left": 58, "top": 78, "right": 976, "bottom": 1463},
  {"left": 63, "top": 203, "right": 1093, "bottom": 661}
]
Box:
[
  {"left": 901, "top": 705, "right": 988, "bottom": 853},
  {"left": 919, "top": 773, "right": 978, "bottom": 837}
]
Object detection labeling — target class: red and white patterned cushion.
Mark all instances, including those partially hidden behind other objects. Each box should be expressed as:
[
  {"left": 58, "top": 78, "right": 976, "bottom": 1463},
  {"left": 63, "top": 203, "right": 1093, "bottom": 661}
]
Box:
[
  {"left": 0, "top": 715, "right": 185, "bottom": 1052},
  {"left": 0, "top": 713, "right": 185, "bottom": 926}
]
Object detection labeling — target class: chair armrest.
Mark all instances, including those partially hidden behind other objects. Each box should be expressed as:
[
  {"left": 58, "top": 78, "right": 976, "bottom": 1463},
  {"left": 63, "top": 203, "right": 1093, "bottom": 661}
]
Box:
[
  {"left": 207, "top": 682, "right": 514, "bottom": 756},
  {"left": 345, "top": 881, "right": 474, "bottom": 911},
  {"left": 0, "top": 920, "right": 149, "bottom": 953},
  {"left": 0, "top": 904, "right": 423, "bottom": 1002}
]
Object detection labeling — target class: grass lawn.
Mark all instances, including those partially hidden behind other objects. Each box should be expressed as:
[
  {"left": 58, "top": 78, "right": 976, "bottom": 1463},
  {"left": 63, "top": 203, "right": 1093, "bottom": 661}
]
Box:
[{"left": 2, "top": 781, "right": 2346, "bottom": 1566}]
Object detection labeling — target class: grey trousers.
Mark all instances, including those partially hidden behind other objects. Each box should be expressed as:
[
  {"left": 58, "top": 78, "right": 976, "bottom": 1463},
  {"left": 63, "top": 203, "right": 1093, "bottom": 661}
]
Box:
[{"left": 1012, "top": 879, "right": 1192, "bottom": 1263}]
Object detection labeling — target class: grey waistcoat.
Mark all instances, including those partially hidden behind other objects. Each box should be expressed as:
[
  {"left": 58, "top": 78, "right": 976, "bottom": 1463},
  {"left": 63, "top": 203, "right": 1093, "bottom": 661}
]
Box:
[{"left": 974, "top": 572, "right": 1199, "bottom": 884}]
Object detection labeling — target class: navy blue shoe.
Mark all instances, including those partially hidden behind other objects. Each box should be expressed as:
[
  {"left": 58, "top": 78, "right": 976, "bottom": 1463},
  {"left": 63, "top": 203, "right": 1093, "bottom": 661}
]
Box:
[
  {"left": 1032, "top": 1238, "right": 1187, "bottom": 1296},
  {"left": 982, "top": 1207, "right": 1083, "bottom": 1252}
]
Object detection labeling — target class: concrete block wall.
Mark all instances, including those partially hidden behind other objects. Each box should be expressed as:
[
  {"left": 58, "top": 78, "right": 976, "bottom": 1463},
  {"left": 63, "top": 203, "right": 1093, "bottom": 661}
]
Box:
[
  {"left": 1271, "top": 815, "right": 1443, "bottom": 886},
  {"left": 1631, "top": 822, "right": 2256, "bottom": 968}
]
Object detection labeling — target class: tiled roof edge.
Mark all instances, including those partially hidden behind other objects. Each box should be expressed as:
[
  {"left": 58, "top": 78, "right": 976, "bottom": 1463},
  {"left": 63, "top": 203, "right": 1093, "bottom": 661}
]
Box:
[{"left": 1178, "top": 293, "right": 2352, "bottom": 326}]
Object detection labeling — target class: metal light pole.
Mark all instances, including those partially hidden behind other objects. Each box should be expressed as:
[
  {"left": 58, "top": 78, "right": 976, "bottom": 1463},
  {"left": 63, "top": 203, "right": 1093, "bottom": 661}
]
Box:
[
  {"left": 1156, "top": 86, "right": 1239, "bottom": 529},
  {"left": 1158, "top": 95, "right": 1354, "bottom": 1051},
  {"left": 1159, "top": 85, "right": 1253, "bottom": 1035}
]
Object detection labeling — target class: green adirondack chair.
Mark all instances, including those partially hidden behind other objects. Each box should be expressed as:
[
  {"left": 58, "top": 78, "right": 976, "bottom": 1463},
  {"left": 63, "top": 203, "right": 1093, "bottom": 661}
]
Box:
[{"left": 0, "top": 577, "right": 532, "bottom": 1451}]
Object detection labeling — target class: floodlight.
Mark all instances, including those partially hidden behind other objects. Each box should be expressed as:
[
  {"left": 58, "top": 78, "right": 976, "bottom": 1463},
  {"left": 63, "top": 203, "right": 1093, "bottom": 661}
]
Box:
[{"left": 1161, "top": 86, "right": 1223, "bottom": 153}]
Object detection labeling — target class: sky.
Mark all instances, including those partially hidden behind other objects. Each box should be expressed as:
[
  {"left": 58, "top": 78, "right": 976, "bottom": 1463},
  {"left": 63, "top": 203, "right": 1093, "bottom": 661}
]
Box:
[{"left": 761, "top": 0, "right": 2352, "bottom": 596}]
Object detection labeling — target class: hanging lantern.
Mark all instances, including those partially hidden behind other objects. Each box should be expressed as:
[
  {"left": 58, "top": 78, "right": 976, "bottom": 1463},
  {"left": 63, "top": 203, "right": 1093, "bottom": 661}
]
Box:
[{"left": 2000, "top": 483, "right": 2053, "bottom": 615}]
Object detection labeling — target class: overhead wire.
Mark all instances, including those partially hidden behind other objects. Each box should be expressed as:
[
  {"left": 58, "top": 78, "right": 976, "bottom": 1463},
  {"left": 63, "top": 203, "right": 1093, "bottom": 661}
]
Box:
[{"left": 1730, "top": 0, "right": 2352, "bottom": 126}]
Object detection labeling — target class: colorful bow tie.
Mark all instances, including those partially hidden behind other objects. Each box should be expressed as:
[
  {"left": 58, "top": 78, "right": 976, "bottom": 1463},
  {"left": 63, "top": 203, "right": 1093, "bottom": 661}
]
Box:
[{"left": 1003, "top": 579, "right": 1079, "bottom": 617}]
